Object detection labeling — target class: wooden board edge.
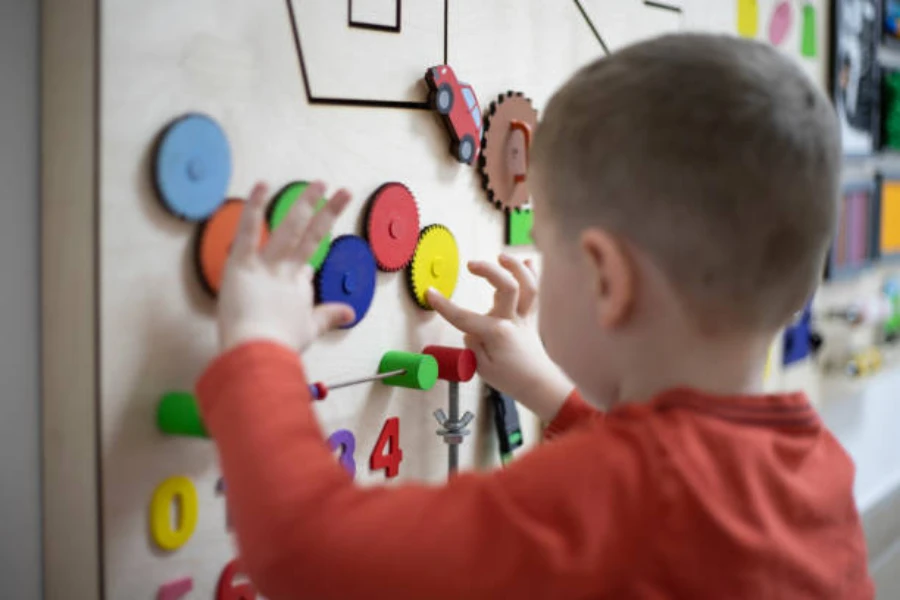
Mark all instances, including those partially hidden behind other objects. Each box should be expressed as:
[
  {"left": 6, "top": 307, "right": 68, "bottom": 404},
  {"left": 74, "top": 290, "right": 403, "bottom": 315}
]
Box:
[{"left": 41, "top": 0, "right": 102, "bottom": 597}]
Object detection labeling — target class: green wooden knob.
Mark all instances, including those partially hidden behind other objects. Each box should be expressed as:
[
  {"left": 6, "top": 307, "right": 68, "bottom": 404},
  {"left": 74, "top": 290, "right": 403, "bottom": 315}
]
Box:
[
  {"left": 157, "top": 391, "right": 209, "bottom": 439},
  {"left": 378, "top": 351, "right": 439, "bottom": 391}
]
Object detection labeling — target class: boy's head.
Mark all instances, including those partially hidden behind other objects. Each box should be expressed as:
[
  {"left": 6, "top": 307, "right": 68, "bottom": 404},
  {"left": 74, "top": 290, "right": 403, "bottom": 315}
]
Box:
[{"left": 529, "top": 34, "right": 840, "bottom": 401}]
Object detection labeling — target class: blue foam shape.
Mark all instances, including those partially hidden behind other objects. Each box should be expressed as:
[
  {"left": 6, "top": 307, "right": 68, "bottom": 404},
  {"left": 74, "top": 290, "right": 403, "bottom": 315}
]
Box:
[
  {"left": 315, "top": 235, "right": 377, "bottom": 328},
  {"left": 155, "top": 114, "right": 232, "bottom": 221},
  {"left": 782, "top": 302, "right": 813, "bottom": 367}
]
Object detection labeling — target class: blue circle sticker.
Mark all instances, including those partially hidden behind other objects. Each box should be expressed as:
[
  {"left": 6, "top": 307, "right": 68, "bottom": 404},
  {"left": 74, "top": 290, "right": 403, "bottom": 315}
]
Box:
[{"left": 154, "top": 114, "right": 232, "bottom": 221}]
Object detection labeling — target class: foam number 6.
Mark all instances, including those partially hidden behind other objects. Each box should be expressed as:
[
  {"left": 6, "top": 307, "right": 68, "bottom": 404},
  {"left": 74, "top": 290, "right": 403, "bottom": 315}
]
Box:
[
  {"left": 370, "top": 417, "right": 403, "bottom": 478},
  {"left": 327, "top": 429, "right": 357, "bottom": 478},
  {"left": 150, "top": 475, "right": 199, "bottom": 551},
  {"left": 217, "top": 558, "right": 258, "bottom": 600}
]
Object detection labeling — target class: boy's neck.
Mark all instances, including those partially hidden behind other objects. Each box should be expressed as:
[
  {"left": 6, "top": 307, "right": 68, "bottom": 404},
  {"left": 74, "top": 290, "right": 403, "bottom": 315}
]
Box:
[{"left": 612, "top": 332, "right": 771, "bottom": 409}]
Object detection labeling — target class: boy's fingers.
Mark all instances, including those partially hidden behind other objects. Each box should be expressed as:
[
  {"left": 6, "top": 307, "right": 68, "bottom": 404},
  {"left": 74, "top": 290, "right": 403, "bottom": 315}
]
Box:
[
  {"left": 261, "top": 181, "right": 326, "bottom": 265},
  {"left": 314, "top": 303, "right": 355, "bottom": 336},
  {"left": 499, "top": 254, "right": 538, "bottom": 316},
  {"left": 231, "top": 183, "right": 267, "bottom": 263},
  {"left": 469, "top": 261, "right": 519, "bottom": 319},
  {"left": 298, "top": 263, "right": 315, "bottom": 282},
  {"left": 292, "top": 188, "right": 352, "bottom": 268},
  {"left": 428, "top": 290, "right": 491, "bottom": 335}
]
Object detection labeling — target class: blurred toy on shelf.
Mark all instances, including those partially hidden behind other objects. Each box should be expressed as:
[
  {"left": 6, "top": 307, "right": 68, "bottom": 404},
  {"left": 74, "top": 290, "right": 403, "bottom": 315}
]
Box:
[
  {"left": 783, "top": 302, "right": 820, "bottom": 367},
  {"left": 882, "top": 277, "right": 900, "bottom": 341},
  {"left": 845, "top": 345, "right": 883, "bottom": 377},
  {"left": 814, "top": 274, "right": 900, "bottom": 378}
]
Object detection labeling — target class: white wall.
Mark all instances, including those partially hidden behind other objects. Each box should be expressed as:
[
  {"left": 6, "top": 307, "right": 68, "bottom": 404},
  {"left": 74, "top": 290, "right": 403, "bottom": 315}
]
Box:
[{"left": 0, "top": 0, "right": 42, "bottom": 596}]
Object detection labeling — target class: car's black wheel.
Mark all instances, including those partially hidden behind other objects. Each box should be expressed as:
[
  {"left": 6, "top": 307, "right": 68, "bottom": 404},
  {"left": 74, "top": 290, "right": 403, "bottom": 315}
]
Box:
[
  {"left": 458, "top": 135, "right": 475, "bottom": 164},
  {"left": 436, "top": 84, "right": 454, "bottom": 115}
]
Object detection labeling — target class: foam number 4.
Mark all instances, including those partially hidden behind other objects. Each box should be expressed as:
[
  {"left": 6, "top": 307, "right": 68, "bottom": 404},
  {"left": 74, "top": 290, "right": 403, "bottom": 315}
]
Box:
[
  {"left": 150, "top": 475, "right": 198, "bottom": 551},
  {"left": 327, "top": 429, "right": 357, "bottom": 478},
  {"left": 217, "top": 559, "right": 257, "bottom": 600},
  {"left": 370, "top": 417, "right": 403, "bottom": 478}
]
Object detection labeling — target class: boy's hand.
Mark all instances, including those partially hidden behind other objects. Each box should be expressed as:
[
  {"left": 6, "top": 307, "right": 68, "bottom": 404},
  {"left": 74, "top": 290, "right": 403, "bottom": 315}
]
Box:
[
  {"left": 217, "top": 181, "right": 355, "bottom": 354},
  {"left": 428, "top": 255, "right": 573, "bottom": 423}
]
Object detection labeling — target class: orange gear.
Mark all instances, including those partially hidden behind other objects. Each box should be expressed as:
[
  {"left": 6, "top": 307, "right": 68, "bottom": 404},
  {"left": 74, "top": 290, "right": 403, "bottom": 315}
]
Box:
[{"left": 479, "top": 92, "right": 539, "bottom": 211}]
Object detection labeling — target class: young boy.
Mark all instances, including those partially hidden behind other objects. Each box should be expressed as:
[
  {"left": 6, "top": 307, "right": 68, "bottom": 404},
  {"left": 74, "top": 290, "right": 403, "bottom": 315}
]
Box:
[{"left": 198, "top": 34, "right": 873, "bottom": 598}]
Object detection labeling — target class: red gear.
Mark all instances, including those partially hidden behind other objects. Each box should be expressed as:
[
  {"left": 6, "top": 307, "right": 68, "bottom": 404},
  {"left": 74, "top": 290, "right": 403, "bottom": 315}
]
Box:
[{"left": 364, "top": 182, "right": 421, "bottom": 271}]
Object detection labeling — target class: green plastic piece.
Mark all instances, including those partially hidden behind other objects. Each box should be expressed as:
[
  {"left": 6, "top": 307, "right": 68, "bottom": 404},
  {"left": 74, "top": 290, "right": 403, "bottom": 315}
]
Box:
[
  {"left": 509, "top": 431, "right": 522, "bottom": 445},
  {"left": 507, "top": 209, "right": 534, "bottom": 246},
  {"left": 269, "top": 181, "right": 331, "bottom": 270},
  {"left": 885, "top": 289, "right": 900, "bottom": 339},
  {"left": 801, "top": 4, "right": 816, "bottom": 58},
  {"left": 157, "top": 391, "right": 209, "bottom": 439},
  {"left": 885, "top": 73, "right": 900, "bottom": 151},
  {"left": 378, "top": 351, "right": 439, "bottom": 391}
]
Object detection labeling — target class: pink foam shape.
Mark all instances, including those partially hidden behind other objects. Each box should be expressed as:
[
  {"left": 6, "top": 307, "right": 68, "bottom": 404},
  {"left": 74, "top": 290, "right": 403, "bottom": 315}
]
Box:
[
  {"left": 158, "top": 577, "right": 194, "bottom": 600},
  {"left": 769, "top": 1, "right": 793, "bottom": 46}
]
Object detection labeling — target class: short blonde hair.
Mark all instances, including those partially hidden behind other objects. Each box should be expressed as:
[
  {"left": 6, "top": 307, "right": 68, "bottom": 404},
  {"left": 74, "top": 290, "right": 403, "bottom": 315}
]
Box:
[{"left": 531, "top": 34, "right": 840, "bottom": 333}]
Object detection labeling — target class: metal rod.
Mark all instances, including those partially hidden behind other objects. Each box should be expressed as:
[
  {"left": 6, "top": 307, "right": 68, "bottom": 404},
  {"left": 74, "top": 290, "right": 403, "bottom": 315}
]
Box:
[
  {"left": 327, "top": 369, "right": 406, "bottom": 391},
  {"left": 448, "top": 381, "right": 459, "bottom": 474}
]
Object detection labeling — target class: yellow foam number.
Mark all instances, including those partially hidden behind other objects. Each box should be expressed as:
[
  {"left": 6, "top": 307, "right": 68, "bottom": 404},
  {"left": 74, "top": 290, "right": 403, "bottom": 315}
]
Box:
[
  {"left": 737, "top": 0, "right": 759, "bottom": 38},
  {"left": 150, "top": 475, "right": 199, "bottom": 551}
]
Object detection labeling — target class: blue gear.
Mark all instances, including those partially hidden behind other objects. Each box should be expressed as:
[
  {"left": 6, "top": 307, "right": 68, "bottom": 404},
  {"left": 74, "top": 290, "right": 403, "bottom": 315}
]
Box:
[
  {"left": 315, "top": 235, "right": 377, "bottom": 329},
  {"left": 154, "top": 113, "right": 232, "bottom": 221}
]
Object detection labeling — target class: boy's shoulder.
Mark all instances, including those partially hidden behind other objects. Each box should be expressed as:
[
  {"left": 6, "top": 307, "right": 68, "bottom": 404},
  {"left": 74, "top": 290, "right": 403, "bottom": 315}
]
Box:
[{"left": 594, "top": 387, "right": 871, "bottom": 596}]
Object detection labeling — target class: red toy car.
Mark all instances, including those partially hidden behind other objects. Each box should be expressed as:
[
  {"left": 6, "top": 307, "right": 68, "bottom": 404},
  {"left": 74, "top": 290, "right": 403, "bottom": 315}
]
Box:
[{"left": 425, "top": 65, "right": 483, "bottom": 165}]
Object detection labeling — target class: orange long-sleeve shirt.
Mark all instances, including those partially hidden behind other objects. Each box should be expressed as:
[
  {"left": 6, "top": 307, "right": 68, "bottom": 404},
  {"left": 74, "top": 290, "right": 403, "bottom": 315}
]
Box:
[{"left": 196, "top": 341, "right": 874, "bottom": 599}]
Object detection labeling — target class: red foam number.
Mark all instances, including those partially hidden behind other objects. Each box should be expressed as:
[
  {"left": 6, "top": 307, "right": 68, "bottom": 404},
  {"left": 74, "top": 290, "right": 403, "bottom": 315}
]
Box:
[
  {"left": 369, "top": 417, "right": 403, "bottom": 478},
  {"left": 216, "top": 558, "right": 257, "bottom": 600}
]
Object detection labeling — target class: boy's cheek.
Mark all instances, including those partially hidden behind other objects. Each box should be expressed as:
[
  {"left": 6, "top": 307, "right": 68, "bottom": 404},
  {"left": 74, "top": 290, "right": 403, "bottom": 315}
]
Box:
[
  {"left": 537, "top": 281, "right": 564, "bottom": 358},
  {"left": 538, "top": 268, "right": 585, "bottom": 362}
]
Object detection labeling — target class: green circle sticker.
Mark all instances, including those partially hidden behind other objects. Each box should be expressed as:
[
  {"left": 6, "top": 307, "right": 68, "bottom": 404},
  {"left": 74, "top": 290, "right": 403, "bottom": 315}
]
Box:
[{"left": 268, "top": 181, "right": 331, "bottom": 270}]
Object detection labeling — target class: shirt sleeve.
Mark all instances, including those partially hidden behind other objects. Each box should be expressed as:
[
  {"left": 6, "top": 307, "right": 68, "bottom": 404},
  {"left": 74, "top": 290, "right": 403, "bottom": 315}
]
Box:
[
  {"left": 197, "top": 341, "right": 655, "bottom": 600},
  {"left": 543, "top": 390, "right": 602, "bottom": 441}
]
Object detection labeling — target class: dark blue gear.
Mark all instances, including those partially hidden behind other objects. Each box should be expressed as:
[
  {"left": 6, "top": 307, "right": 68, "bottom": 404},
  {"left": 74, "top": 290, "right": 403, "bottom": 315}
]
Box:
[{"left": 315, "top": 235, "right": 377, "bottom": 329}]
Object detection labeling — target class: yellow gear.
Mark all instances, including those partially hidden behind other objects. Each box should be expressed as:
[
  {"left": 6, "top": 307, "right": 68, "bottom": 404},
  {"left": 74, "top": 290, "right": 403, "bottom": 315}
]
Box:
[{"left": 408, "top": 225, "right": 459, "bottom": 309}]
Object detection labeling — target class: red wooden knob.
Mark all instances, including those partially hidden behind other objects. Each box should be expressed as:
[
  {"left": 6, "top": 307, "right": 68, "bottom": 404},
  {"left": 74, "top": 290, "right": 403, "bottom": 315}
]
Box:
[{"left": 422, "top": 346, "right": 477, "bottom": 382}]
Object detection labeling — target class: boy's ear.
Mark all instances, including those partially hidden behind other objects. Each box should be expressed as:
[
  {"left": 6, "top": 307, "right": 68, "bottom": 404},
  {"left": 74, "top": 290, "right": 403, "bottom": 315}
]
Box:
[{"left": 580, "top": 228, "right": 634, "bottom": 328}]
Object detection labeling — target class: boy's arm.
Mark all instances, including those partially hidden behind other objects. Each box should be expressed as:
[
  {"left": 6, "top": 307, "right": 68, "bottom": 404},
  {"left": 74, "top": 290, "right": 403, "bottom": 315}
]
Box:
[
  {"left": 543, "top": 389, "right": 602, "bottom": 440},
  {"left": 198, "top": 342, "right": 654, "bottom": 600}
]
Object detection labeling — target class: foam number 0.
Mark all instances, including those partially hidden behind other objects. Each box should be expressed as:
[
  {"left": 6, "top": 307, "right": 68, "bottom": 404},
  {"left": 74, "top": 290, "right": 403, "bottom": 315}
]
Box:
[
  {"left": 217, "top": 558, "right": 258, "bottom": 600},
  {"left": 369, "top": 417, "right": 403, "bottom": 478},
  {"left": 149, "top": 475, "right": 199, "bottom": 551},
  {"left": 327, "top": 429, "right": 357, "bottom": 479}
]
